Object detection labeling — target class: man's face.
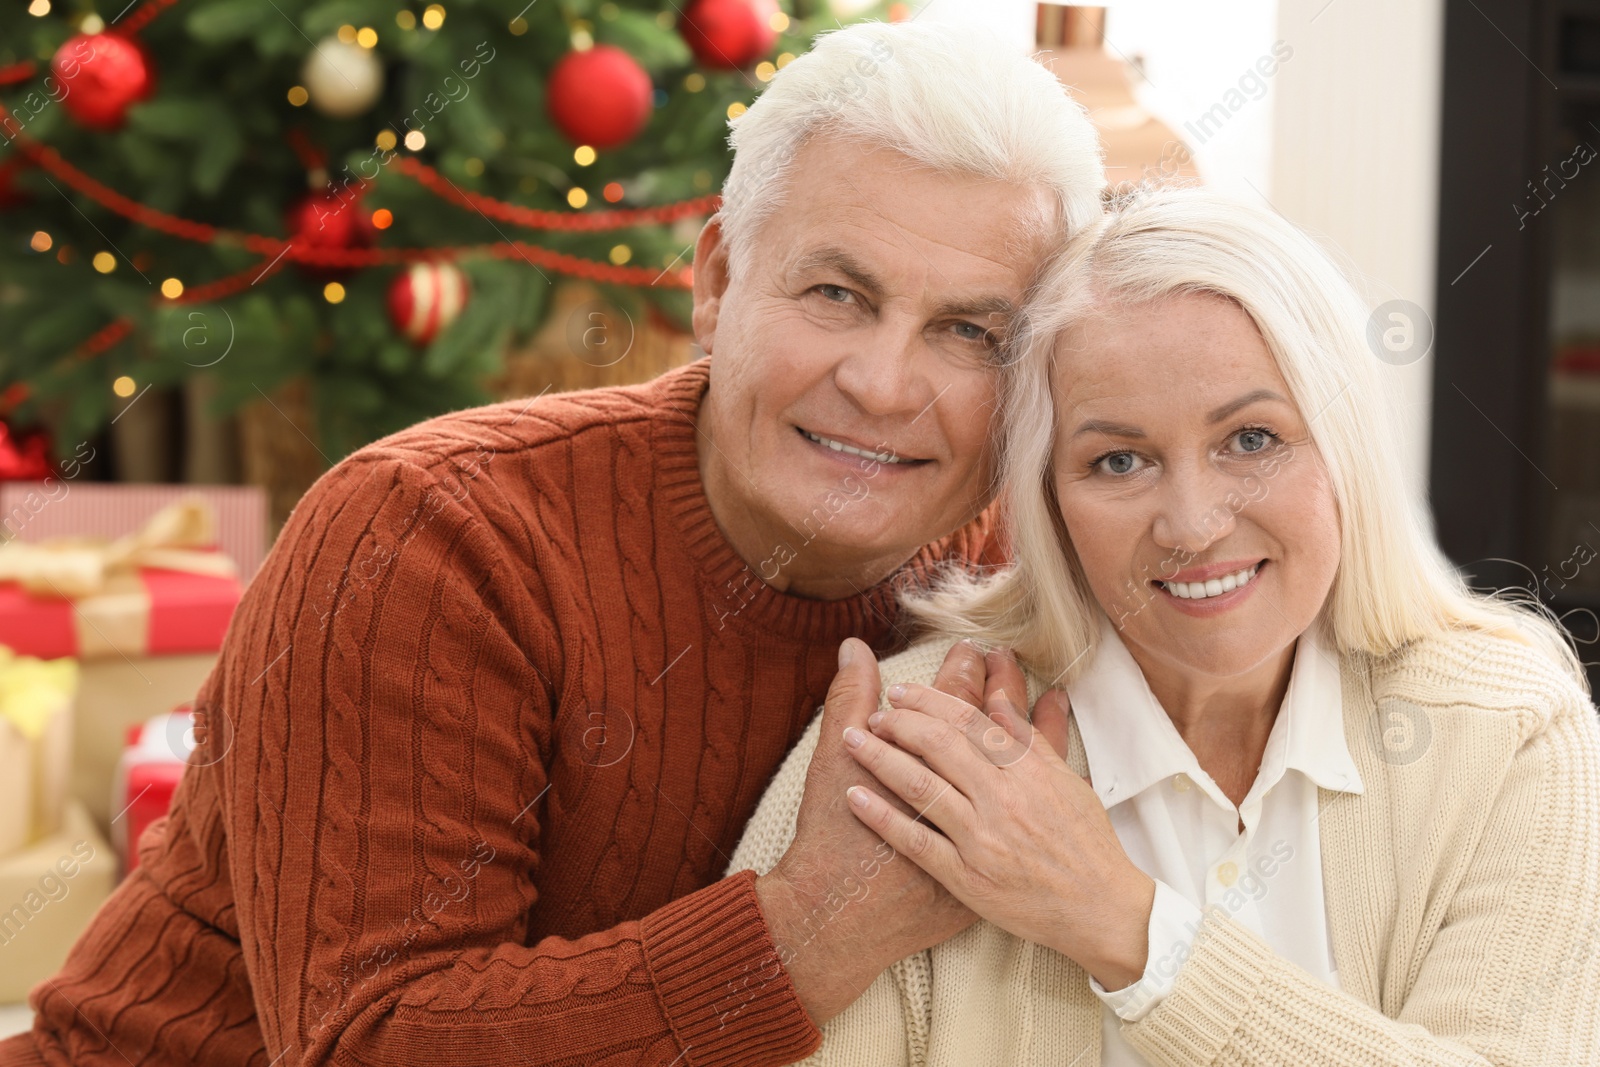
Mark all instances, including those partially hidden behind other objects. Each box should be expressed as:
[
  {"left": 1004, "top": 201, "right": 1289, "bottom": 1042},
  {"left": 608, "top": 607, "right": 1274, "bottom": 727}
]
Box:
[{"left": 694, "top": 136, "right": 1055, "bottom": 592}]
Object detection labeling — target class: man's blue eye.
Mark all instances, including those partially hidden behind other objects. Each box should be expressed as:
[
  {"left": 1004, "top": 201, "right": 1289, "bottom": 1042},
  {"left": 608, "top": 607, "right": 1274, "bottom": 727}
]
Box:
[
  {"left": 817, "top": 285, "right": 850, "bottom": 302},
  {"left": 953, "top": 322, "right": 987, "bottom": 341}
]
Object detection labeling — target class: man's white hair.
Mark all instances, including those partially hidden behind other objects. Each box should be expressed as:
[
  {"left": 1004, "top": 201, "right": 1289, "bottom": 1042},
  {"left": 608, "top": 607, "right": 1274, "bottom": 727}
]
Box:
[{"left": 716, "top": 20, "right": 1106, "bottom": 278}]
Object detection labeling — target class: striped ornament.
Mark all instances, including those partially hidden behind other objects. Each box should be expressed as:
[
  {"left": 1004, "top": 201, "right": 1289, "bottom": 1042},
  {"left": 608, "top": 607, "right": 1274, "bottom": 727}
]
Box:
[{"left": 386, "top": 262, "right": 469, "bottom": 346}]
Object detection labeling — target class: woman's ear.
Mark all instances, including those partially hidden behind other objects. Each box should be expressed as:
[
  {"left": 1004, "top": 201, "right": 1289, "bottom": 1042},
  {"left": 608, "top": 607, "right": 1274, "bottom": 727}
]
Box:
[{"left": 691, "top": 219, "right": 732, "bottom": 354}]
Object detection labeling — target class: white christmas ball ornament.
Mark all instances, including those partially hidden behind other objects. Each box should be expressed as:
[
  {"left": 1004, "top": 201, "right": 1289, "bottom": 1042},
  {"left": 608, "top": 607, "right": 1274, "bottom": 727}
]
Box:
[{"left": 302, "top": 38, "right": 384, "bottom": 118}]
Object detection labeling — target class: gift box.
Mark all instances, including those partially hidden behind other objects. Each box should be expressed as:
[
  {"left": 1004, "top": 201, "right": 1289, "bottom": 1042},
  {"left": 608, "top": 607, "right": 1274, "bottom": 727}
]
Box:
[
  {"left": 0, "top": 799, "right": 115, "bottom": 1003},
  {"left": 112, "top": 710, "right": 193, "bottom": 875},
  {"left": 0, "top": 497, "right": 247, "bottom": 837},
  {"left": 0, "top": 649, "right": 76, "bottom": 859}
]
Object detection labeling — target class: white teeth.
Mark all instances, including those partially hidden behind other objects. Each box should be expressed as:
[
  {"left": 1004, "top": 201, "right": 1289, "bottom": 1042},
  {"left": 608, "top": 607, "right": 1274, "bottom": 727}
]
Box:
[
  {"left": 802, "top": 430, "right": 906, "bottom": 464},
  {"left": 1159, "top": 564, "right": 1260, "bottom": 601}
]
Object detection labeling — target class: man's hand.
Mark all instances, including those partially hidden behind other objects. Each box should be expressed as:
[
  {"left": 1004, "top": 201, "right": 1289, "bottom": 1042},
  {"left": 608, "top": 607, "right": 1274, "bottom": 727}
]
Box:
[{"left": 754, "top": 638, "right": 1026, "bottom": 1026}]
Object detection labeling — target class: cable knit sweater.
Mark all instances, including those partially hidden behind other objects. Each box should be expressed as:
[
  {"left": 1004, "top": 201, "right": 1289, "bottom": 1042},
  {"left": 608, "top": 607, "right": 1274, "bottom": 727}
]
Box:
[
  {"left": 0, "top": 360, "right": 1003, "bottom": 1067},
  {"left": 729, "top": 631, "right": 1600, "bottom": 1066}
]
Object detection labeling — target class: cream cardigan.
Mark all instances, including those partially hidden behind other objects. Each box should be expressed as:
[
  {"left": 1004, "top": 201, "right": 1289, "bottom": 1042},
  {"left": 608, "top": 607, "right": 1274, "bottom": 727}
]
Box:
[{"left": 729, "top": 630, "right": 1600, "bottom": 1066}]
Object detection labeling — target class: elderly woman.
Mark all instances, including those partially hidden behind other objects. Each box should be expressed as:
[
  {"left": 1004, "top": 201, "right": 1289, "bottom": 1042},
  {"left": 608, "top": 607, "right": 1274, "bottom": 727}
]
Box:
[{"left": 729, "top": 187, "right": 1600, "bottom": 1066}]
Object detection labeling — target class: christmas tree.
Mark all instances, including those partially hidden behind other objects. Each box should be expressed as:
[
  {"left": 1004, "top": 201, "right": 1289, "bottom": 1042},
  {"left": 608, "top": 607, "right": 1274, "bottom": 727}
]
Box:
[{"left": 0, "top": 0, "right": 894, "bottom": 460}]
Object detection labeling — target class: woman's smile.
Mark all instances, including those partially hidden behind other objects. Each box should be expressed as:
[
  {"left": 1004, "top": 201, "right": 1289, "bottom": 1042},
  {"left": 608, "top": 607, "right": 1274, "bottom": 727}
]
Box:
[{"left": 1153, "top": 560, "right": 1268, "bottom": 616}]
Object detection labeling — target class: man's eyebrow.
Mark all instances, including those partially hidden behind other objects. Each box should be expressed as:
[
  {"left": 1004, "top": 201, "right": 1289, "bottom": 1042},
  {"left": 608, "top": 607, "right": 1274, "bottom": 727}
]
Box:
[
  {"left": 790, "top": 248, "right": 883, "bottom": 296},
  {"left": 1069, "top": 390, "right": 1289, "bottom": 440},
  {"left": 934, "top": 295, "right": 1017, "bottom": 322}
]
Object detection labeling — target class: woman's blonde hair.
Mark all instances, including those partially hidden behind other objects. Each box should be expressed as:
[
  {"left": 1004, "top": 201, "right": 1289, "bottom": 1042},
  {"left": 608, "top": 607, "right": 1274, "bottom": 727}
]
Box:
[{"left": 907, "top": 186, "right": 1587, "bottom": 691}]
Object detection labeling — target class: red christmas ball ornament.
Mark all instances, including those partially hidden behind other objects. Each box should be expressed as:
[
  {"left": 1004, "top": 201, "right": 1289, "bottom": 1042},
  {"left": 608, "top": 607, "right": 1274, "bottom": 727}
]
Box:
[
  {"left": 679, "top": 0, "right": 779, "bottom": 71},
  {"left": 387, "top": 263, "right": 469, "bottom": 346},
  {"left": 0, "top": 419, "right": 55, "bottom": 482},
  {"left": 284, "top": 190, "right": 377, "bottom": 276},
  {"left": 546, "top": 45, "right": 652, "bottom": 150},
  {"left": 51, "top": 33, "right": 155, "bottom": 131}
]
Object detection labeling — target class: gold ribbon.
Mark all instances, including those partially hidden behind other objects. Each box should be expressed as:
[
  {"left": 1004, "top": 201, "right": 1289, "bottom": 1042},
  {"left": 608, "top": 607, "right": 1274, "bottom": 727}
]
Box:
[{"left": 0, "top": 496, "right": 238, "bottom": 600}]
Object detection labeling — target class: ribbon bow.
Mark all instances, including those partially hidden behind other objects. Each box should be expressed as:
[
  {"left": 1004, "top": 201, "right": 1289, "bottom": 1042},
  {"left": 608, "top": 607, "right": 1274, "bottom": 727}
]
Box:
[{"left": 0, "top": 496, "right": 239, "bottom": 599}]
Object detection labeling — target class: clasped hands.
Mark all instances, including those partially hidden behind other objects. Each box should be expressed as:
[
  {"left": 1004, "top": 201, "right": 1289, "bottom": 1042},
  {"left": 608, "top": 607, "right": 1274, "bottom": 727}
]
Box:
[{"left": 840, "top": 637, "right": 1155, "bottom": 993}]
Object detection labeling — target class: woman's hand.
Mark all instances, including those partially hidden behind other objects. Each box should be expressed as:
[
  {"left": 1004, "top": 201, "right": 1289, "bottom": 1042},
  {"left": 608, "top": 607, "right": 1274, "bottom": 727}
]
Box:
[{"left": 841, "top": 674, "right": 1156, "bottom": 991}]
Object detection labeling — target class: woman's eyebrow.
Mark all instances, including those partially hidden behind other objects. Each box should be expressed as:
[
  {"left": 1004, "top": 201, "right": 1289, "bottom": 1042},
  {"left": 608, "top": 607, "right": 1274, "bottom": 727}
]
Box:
[
  {"left": 1069, "top": 389, "right": 1289, "bottom": 440},
  {"left": 1206, "top": 389, "right": 1286, "bottom": 424}
]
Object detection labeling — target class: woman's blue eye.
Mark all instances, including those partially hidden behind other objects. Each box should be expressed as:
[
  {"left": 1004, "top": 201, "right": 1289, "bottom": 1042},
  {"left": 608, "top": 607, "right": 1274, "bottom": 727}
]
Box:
[
  {"left": 1099, "top": 452, "right": 1139, "bottom": 475},
  {"left": 1234, "top": 429, "right": 1274, "bottom": 453}
]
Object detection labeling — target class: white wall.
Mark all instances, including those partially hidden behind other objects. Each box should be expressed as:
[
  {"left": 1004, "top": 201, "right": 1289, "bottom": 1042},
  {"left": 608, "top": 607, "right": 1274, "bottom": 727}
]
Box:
[{"left": 1269, "top": 0, "right": 1444, "bottom": 500}]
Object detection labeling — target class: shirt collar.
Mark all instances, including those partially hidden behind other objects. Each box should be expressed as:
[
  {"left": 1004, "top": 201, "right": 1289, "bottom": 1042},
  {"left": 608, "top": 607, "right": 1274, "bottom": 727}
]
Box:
[{"left": 1066, "top": 616, "right": 1364, "bottom": 811}]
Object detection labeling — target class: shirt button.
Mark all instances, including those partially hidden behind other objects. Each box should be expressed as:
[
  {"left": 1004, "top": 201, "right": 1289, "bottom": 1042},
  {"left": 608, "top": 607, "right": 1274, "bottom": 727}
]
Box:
[
  {"left": 1171, "top": 773, "right": 1192, "bottom": 792},
  {"left": 1216, "top": 861, "right": 1239, "bottom": 887}
]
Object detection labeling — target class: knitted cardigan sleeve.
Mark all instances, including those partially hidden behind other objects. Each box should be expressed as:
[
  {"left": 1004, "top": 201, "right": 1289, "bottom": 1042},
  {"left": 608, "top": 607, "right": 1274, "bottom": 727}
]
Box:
[{"left": 1124, "top": 652, "right": 1600, "bottom": 1067}]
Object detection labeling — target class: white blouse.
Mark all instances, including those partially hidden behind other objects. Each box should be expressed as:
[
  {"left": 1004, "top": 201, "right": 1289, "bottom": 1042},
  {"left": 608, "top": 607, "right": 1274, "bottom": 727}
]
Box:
[{"left": 1067, "top": 617, "right": 1364, "bottom": 1066}]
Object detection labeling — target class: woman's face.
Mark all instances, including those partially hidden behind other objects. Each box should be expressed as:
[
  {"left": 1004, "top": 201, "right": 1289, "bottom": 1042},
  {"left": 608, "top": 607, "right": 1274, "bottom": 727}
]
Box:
[{"left": 1049, "top": 291, "right": 1342, "bottom": 686}]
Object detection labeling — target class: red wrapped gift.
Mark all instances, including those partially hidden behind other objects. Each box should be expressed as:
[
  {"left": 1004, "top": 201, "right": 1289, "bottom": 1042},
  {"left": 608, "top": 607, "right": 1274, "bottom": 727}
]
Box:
[
  {"left": 113, "top": 710, "right": 191, "bottom": 873},
  {"left": 0, "top": 498, "right": 244, "bottom": 836}
]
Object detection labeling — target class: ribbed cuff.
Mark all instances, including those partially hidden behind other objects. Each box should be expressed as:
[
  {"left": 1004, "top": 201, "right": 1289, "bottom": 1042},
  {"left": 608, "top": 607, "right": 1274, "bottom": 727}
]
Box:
[
  {"left": 640, "top": 870, "right": 822, "bottom": 1067},
  {"left": 0, "top": 1032, "right": 51, "bottom": 1066},
  {"left": 1123, "top": 906, "right": 1274, "bottom": 1065}
]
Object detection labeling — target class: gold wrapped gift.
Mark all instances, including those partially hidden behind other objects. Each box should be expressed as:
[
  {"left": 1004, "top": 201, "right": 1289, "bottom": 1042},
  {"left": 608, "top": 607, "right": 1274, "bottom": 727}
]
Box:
[{"left": 0, "top": 647, "right": 76, "bottom": 859}]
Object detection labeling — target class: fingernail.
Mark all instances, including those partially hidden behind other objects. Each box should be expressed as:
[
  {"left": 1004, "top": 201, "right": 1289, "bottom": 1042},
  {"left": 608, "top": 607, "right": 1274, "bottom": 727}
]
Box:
[
  {"left": 839, "top": 639, "right": 855, "bottom": 668},
  {"left": 867, "top": 711, "right": 886, "bottom": 730},
  {"left": 886, "top": 683, "right": 906, "bottom": 701},
  {"left": 847, "top": 786, "right": 871, "bottom": 807},
  {"left": 843, "top": 726, "right": 866, "bottom": 748}
]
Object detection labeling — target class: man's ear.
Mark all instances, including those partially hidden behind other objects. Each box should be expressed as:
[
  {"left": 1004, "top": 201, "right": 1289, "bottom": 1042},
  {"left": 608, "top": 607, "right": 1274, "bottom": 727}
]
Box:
[{"left": 691, "top": 218, "right": 733, "bottom": 354}]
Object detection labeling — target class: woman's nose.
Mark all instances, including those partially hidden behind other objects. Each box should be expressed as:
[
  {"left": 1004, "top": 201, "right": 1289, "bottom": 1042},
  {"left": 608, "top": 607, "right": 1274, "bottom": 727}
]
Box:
[{"left": 1151, "top": 470, "right": 1238, "bottom": 556}]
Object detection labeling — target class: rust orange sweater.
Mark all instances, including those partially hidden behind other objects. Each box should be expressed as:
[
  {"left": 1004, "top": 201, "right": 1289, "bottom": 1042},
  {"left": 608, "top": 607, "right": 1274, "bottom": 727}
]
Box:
[{"left": 1, "top": 361, "right": 1000, "bottom": 1067}]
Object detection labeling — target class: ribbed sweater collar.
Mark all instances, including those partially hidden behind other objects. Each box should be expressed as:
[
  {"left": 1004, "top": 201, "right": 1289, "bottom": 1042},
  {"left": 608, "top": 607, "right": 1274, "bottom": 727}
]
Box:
[{"left": 649, "top": 358, "right": 958, "bottom": 649}]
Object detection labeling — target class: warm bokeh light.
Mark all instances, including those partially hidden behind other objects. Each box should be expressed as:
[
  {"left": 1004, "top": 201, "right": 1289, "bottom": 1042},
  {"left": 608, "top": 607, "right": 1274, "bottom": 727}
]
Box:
[
  {"left": 422, "top": 4, "right": 445, "bottom": 30},
  {"left": 113, "top": 376, "right": 136, "bottom": 398},
  {"left": 395, "top": 10, "right": 416, "bottom": 29},
  {"left": 404, "top": 130, "right": 426, "bottom": 151},
  {"left": 371, "top": 208, "right": 393, "bottom": 229},
  {"left": 29, "top": 231, "right": 51, "bottom": 253},
  {"left": 509, "top": 16, "right": 528, "bottom": 35},
  {"left": 287, "top": 85, "right": 309, "bottom": 106},
  {"left": 375, "top": 129, "right": 397, "bottom": 151},
  {"left": 684, "top": 73, "right": 705, "bottom": 93},
  {"left": 27, "top": 0, "right": 50, "bottom": 16},
  {"left": 92, "top": 251, "right": 116, "bottom": 273},
  {"left": 323, "top": 282, "right": 346, "bottom": 303},
  {"left": 603, "top": 182, "right": 624, "bottom": 203},
  {"left": 161, "top": 277, "right": 184, "bottom": 299},
  {"left": 769, "top": 11, "right": 789, "bottom": 32},
  {"left": 567, "top": 188, "right": 589, "bottom": 209},
  {"left": 571, "top": 29, "right": 594, "bottom": 51},
  {"left": 337, "top": 24, "right": 358, "bottom": 43},
  {"left": 755, "top": 61, "right": 776, "bottom": 82},
  {"left": 80, "top": 13, "right": 103, "bottom": 32},
  {"left": 777, "top": 52, "right": 796, "bottom": 69},
  {"left": 726, "top": 102, "right": 747, "bottom": 119},
  {"left": 574, "top": 145, "right": 597, "bottom": 166},
  {"left": 356, "top": 27, "right": 378, "bottom": 48},
  {"left": 609, "top": 244, "right": 632, "bottom": 265}
]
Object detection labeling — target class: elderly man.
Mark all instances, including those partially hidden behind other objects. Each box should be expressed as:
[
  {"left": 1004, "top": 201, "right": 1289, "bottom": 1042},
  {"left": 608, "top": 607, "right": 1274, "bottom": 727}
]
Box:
[{"left": 1, "top": 21, "right": 1102, "bottom": 1067}]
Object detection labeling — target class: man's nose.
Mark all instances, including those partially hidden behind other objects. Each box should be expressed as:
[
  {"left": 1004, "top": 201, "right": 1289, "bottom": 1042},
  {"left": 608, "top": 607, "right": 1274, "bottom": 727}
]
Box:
[
  {"left": 1151, "top": 467, "right": 1238, "bottom": 557},
  {"left": 832, "top": 319, "right": 927, "bottom": 418}
]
